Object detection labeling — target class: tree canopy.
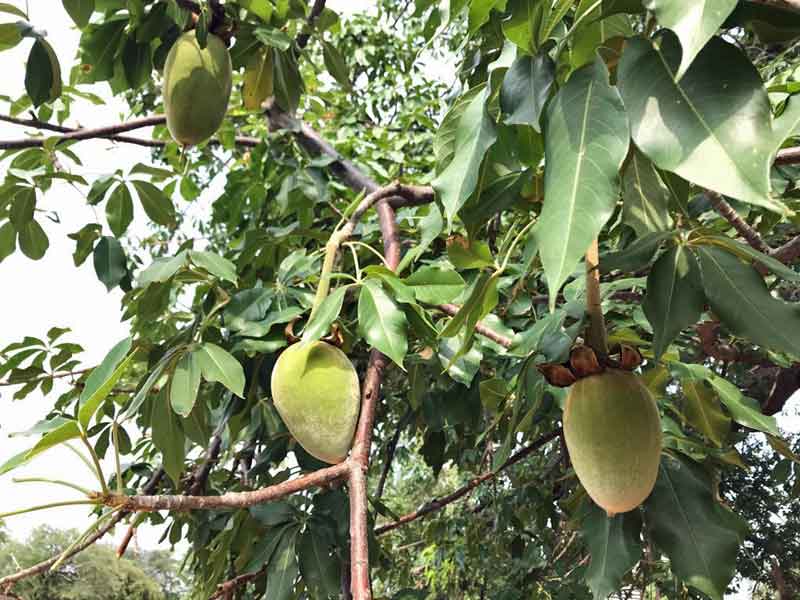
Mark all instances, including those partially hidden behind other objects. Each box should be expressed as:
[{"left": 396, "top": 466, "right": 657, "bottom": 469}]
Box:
[{"left": 1, "top": 0, "right": 800, "bottom": 599}]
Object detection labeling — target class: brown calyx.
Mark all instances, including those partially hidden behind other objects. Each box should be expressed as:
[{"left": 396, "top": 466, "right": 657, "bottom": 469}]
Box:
[{"left": 537, "top": 343, "right": 643, "bottom": 387}]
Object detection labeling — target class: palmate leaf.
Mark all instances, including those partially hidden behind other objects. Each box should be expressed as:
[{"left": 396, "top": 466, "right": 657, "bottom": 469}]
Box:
[
  {"left": 618, "top": 34, "right": 786, "bottom": 213},
  {"left": 644, "top": 455, "right": 747, "bottom": 600},
  {"left": 537, "top": 58, "right": 629, "bottom": 306}
]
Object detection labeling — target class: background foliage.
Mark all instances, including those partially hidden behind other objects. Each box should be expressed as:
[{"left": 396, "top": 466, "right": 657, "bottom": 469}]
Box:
[{"left": 1, "top": 0, "right": 800, "bottom": 599}]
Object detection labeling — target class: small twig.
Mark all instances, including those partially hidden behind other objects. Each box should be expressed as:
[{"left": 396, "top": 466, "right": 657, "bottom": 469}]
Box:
[
  {"left": 374, "top": 430, "right": 560, "bottom": 535},
  {"left": 296, "top": 0, "right": 327, "bottom": 49},
  {"left": 0, "top": 367, "right": 91, "bottom": 387},
  {"left": 376, "top": 409, "right": 413, "bottom": 500},
  {"left": 436, "top": 304, "right": 513, "bottom": 348}
]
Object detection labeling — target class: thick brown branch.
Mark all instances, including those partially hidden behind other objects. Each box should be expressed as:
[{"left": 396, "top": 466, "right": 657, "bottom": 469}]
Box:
[
  {"left": 374, "top": 429, "right": 560, "bottom": 535},
  {"left": 707, "top": 191, "right": 772, "bottom": 255},
  {"left": 0, "top": 468, "right": 163, "bottom": 592},
  {"left": 105, "top": 462, "right": 349, "bottom": 512},
  {"left": 771, "top": 234, "right": 800, "bottom": 265}
]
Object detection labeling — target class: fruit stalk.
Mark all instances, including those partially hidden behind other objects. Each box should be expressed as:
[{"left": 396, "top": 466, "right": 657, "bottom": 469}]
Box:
[
  {"left": 585, "top": 238, "right": 608, "bottom": 357},
  {"left": 308, "top": 232, "right": 347, "bottom": 322}
]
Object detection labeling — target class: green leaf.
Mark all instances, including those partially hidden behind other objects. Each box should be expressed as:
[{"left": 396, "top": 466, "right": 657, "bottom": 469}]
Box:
[
  {"left": 25, "top": 38, "right": 62, "bottom": 107},
  {"left": 265, "top": 527, "right": 299, "bottom": 600},
  {"left": 682, "top": 378, "right": 730, "bottom": 448},
  {"left": 0, "top": 3, "right": 27, "bottom": 19},
  {"left": 170, "top": 351, "right": 202, "bottom": 417},
  {"left": 697, "top": 235, "right": 800, "bottom": 283},
  {"left": 151, "top": 390, "right": 185, "bottom": 486},
  {"left": 0, "top": 221, "right": 16, "bottom": 262},
  {"left": 447, "top": 236, "right": 493, "bottom": 270},
  {"left": 622, "top": 147, "right": 674, "bottom": 236},
  {"left": 250, "top": 502, "right": 296, "bottom": 527},
  {"left": 66, "top": 223, "right": 101, "bottom": 266},
  {"left": 18, "top": 220, "right": 49, "bottom": 260},
  {"left": 188, "top": 250, "right": 237, "bottom": 283},
  {"left": 242, "top": 47, "right": 273, "bottom": 110},
  {"left": 500, "top": 52, "right": 554, "bottom": 132},
  {"left": 602, "top": 231, "right": 676, "bottom": 274},
  {"left": 358, "top": 278, "right": 408, "bottom": 368},
  {"left": 298, "top": 527, "right": 340, "bottom": 599},
  {"left": 644, "top": 455, "right": 746, "bottom": 600},
  {"left": 273, "top": 48, "right": 304, "bottom": 113},
  {"left": 644, "top": 0, "right": 738, "bottom": 78},
  {"left": 582, "top": 501, "right": 642, "bottom": 600},
  {"left": 303, "top": 286, "right": 347, "bottom": 343},
  {"left": 9, "top": 187, "right": 35, "bottom": 227},
  {"left": 131, "top": 180, "right": 176, "bottom": 227},
  {"left": 237, "top": 0, "right": 273, "bottom": 22},
  {"left": 78, "top": 337, "right": 135, "bottom": 428},
  {"left": 63, "top": 0, "right": 95, "bottom": 28},
  {"left": 26, "top": 420, "right": 82, "bottom": 460},
  {"left": 405, "top": 266, "right": 465, "bottom": 304},
  {"left": 122, "top": 346, "right": 182, "bottom": 420},
  {"left": 537, "top": 59, "right": 629, "bottom": 305},
  {"left": 695, "top": 246, "right": 800, "bottom": 357},
  {"left": 322, "top": 40, "right": 350, "bottom": 89},
  {"left": 254, "top": 27, "right": 292, "bottom": 50},
  {"left": 643, "top": 246, "right": 705, "bottom": 360},
  {"left": 438, "top": 336, "right": 482, "bottom": 386},
  {"left": 122, "top": 36, "right": 152, "bottom": 88},
  {"left": 502, "top": 0, "right": 542, "bottom": 52},
  {"left": 137, "top": 252, "right": 188, "bottom": 287},
  {"left": 570, "top": 6, "right": 631, "bottom": 70},
  {"left": 618, "top": 34, "right": 784, "bottom": 213},
  {"left": 673, "top": 362, "right": 780, "bottom": 436},
  {"left": 105, "top": 183, "right": 134, "bottom": 237},
  {"left": 432, "top": 86, "right": 497, "bottom": 229},
  {"left": 0, "top": 22, "right": 23, "bottom": 53},
  {"left": 93, "top": 236, "right": 127, "bottom": 291},
  {"left": 244, "top": 523, "right": 294, "bottom": 574},
  {"left": 195, "top": 343, "right": 245, "bottom": 398}
]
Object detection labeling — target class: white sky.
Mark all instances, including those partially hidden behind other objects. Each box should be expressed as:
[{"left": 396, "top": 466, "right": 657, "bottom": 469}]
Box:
[{"left": 0, "top": 1, "right": 797, "bottom": 596}]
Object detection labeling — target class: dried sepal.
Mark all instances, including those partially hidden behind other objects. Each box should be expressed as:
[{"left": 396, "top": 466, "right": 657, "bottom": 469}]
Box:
[
  {"left": 538, "top": 363, "right": 578, "bottom": 387},
  {"left": 619, "top": 344, "right": 643, "bottom": 370},
  {"left": 569, "top": 345, "right": 604, "bottom": 378}
]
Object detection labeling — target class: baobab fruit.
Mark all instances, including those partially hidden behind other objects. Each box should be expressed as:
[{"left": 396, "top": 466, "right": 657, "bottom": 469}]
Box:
[
  {"left": 163, "top": 32, "right": 232, "bottom": 145},
  {"left": 563, "top": 369, "right": 661, "bottom": 515},
  {"left": 270, "top": 341, "right": 360, "bottom": 464}
]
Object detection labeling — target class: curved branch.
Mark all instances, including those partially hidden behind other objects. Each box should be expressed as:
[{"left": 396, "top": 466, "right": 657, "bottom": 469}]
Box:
[
  {"left": 0, "top": 467, "right": 163, "bottom": 592},
  {"left": 105, "top": 462, "right": 349, "bottom": 512},
  {"left": 707, "top": 191, "right": 772, "bottom": 255},
  {"left": 436, "top": 304, "right": 513, "bottom": 348},
  {"left": 374, "top": 429, "right": 561, "bottom": 535},
  {"left": 0, "top": 115, "right": 260, "bottom": 150}
]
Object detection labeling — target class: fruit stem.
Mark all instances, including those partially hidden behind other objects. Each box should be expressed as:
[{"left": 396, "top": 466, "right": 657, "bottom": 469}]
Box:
[
  {"left": 585, "top": 238, "right": 609, "bottom": 358},
  {"left": 309, "top": 230, "right": 348, "bottom": 323}
]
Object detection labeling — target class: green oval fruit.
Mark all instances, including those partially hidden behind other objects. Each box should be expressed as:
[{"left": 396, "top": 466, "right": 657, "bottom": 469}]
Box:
[
  {"left": 270, "top": 341, "right": 360, "bottom": 464},
  {"left": 163, "top": 32, "right": 232, "bottom": 145},
  {"left": 563, "top": 369, "right": 662, "bottom": 515}
]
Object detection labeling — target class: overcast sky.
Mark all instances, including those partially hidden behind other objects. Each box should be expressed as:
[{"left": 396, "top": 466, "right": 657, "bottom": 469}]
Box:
[{"left": 0, "top": 2, "right": 797, "bottom": 596}]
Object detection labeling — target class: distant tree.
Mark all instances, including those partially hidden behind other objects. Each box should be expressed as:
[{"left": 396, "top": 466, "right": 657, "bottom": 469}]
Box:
[{"left": 0, "top": 525, "right": 183, "bottom": 600}]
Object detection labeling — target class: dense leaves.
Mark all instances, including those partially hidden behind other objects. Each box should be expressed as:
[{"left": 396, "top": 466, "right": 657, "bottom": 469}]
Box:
[{"left": 1, "top": 1, "right": 800, "bottom": 599}]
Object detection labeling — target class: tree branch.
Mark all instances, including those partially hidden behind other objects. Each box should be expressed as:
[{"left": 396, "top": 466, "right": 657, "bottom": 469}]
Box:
[
  {"left": 0, "top": 467, "right": 163, "bottom": 592},
  {"left": 296, "top": 0, "right": 327, "bottom": 49},
  {"left": 707, "top": 191, "right": 772, "bottom": 255},
  {"left": 0, "top": 115, "right": 260, "bottom": 150},
  {"left": 104, "top": 462, "right": 350, "bottom": 512},
  {"left": 436, "top": 304, "right": 513, "bottom": 348},
  {"left": 376, "top": 409, "right": 413, "bottom": 500},
  {"left": 374, "top": 430, "right": 560, "bottom": 535}
]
